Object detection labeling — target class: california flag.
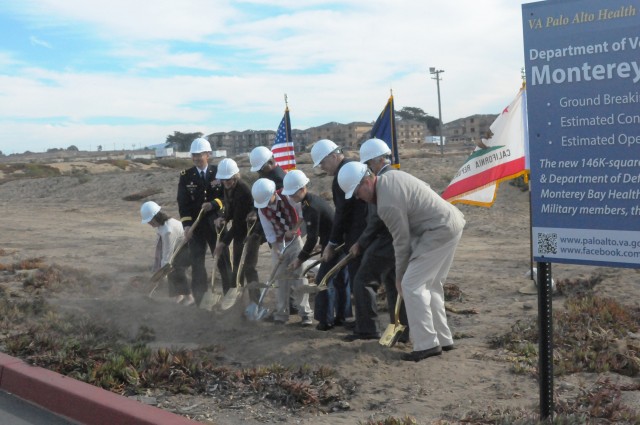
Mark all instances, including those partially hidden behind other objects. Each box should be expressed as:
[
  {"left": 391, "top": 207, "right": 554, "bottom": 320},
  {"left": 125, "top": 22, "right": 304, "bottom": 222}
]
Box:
[{"left": 441, "top": 87, "right": 528, "bottom": 207}]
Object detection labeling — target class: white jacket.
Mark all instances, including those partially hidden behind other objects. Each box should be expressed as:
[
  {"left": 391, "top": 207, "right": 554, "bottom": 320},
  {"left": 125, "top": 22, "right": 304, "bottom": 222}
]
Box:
[{"left": 156, "top": 218, "right": 185, "bottom": 266}]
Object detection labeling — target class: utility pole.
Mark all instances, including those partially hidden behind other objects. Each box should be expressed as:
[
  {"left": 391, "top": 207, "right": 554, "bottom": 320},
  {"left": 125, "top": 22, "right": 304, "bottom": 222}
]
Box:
[{"left": 429, "top": 67, "right": 445, "bottom": 157}]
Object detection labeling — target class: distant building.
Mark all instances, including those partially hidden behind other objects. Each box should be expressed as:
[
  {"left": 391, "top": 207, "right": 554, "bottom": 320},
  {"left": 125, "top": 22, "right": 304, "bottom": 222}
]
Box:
[
  {"left": 202, "top": 113, "right": 493, "bottom": 158},
  {"left": 208, "top": 130, "right": 274, "bottom": 156},
  {"left": 443, "top": 114, "right": 497, "bottom": 143},
  {"left": 396, "top": 119, "right": 428, "bottom": 145}
]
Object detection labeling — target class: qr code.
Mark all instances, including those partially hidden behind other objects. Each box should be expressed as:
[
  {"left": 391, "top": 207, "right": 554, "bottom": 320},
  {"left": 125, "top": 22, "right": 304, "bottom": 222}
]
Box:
[{"left": 537, "top": 232, "right": 557, "bottom": 255}]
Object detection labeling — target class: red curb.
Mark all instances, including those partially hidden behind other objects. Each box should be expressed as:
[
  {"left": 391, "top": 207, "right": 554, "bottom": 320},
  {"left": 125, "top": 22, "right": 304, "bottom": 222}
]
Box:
[{"left": 0, "top": 352, "right": 199, "bottom": 425}]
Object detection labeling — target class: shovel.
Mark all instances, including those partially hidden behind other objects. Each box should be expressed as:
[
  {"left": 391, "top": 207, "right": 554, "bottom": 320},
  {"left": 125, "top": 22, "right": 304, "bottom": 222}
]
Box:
[
  {"left": 148, "top": 208, "right": 205, "bottom": 297},
  {"left": 293, "top": 250, "right": 354, "bottom": 295},
  {"left": 244, "top": 247, "right": 286, "bottom": 320},
  {"left": 379, "top": 295, "right": 407, "bottom": 348},
  {"left": 219, "top": 220, "right": 257, "bottom": 311},
  {"left": 245, "top": 222, "right": 302, "bottom": 320},
  {"left": 200, "top": 224, "right": 226, "bottom": 311}
]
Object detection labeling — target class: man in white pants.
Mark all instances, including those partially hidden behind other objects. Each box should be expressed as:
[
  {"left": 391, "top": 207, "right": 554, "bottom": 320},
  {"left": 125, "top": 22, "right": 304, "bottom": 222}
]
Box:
[{"left": 338, "top": 162, "right": 465, "bottom": 361}]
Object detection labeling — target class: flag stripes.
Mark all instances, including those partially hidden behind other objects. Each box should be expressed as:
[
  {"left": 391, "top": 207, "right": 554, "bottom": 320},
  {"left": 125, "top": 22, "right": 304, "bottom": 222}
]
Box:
[{"left": 272, "top": 107, "right": 296, "bottom": 171}]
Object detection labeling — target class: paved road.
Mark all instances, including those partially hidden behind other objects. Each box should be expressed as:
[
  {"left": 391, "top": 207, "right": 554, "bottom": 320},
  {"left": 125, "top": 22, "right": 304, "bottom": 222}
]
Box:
[{"left": 0, "top": 390, "right": 76, "bottom": 424}]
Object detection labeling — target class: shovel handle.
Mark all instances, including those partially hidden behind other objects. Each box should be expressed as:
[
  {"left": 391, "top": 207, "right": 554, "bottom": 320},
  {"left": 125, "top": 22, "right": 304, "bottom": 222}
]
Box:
[
  {"left": 318, "top": 251, "right": 355, "bottom": 288},
  {"left": 169, "top": 208, "right": 206, "bottom": 266},
  {"left": 393, "top": 295, "right": 403, "bottom": 326}
]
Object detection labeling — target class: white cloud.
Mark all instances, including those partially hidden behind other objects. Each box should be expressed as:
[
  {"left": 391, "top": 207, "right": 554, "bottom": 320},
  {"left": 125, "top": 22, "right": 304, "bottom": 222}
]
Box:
[
  {"left": 29, "top": 35, "right": 52, "bottom": 48},
  {"left": 11, "top": 0, "right": 238, "bottom": 40},
  {"left": 0, "top": 0, "right": 527, "bottom": 153}
]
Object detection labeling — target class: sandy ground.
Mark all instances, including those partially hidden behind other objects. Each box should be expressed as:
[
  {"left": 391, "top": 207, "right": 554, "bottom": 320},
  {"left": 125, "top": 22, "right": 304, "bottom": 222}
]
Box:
[{"left": 1, "top": 149, "right": 638, "bottom": 424}]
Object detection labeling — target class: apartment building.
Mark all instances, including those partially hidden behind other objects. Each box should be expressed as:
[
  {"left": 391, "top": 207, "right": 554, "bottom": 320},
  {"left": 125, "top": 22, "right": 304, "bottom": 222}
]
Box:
[
  {"left": 204, "top": 115, "right": 483, "bottom": 157},
  {"left": 443, "top": 114, "right": 497, "bottom": 143}
]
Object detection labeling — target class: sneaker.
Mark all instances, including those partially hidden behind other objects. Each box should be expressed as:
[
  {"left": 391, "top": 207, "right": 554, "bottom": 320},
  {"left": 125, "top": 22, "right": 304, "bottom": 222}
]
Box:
[
  {"left": 175, "top": 295, "right": 185, "bottom": 304},
  {"left": 301, "top": 316, "right": 313, "bottom": 326},
  {"left": 182, "top": 295, "right": 195, "bottom": 306}
]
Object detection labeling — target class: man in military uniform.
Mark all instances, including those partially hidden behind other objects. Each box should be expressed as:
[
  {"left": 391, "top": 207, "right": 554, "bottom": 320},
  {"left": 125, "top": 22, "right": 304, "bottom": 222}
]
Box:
[{"left": 177, "top": 137, "right": 233, "bottom": 306}]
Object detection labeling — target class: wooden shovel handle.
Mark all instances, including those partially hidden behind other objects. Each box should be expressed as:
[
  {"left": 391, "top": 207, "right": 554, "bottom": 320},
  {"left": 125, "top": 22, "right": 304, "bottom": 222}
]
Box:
[
  {"left": 169, "top": 208, "right": 206, "bottom": 266},
  {"left": 393, "top": 295, "right": 403, "bottom": 326},
  {"left": 262, "top": 218, "right": 305, "bottom": 285},
  {"left": 318, "top": 251, "right": 355, "bottom": 288}
]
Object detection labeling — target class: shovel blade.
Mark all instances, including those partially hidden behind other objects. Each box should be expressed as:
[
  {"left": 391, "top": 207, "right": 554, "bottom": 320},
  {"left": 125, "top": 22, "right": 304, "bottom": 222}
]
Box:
[
  {"left": 244, "top": 302, "right": 270, "bottom": 321},
  {"left": 200, "top": 289, "right": 222, "bottom": 311},
  {"left": 150, "top": 264, "right": 172, "bottom": 283},
  {"left": 220, "top": 287, "right": 243, "bottom": 311},
  {"left": 379, "top": 324, "right": 407, "bottom": 348}
]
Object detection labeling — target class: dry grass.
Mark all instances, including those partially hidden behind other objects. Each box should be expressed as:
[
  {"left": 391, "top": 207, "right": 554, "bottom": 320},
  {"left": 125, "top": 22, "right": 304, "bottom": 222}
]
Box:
[{"left": 0, "top": 258, "right": 355, "bottom": 413}]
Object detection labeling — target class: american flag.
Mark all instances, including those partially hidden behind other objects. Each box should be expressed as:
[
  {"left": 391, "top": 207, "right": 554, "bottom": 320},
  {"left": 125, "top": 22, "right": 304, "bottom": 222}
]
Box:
[{"left": 272, "top": 107, "right": 296, "bottom": 171}]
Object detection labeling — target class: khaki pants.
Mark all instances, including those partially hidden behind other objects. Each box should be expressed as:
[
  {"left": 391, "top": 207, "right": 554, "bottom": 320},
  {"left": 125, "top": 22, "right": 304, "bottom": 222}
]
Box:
[
  {"left": 402, "top": 232, "right": 462, "bottom": 351},
  {"left": 270, "top": 237, "right": 312, "bottom": 322}
]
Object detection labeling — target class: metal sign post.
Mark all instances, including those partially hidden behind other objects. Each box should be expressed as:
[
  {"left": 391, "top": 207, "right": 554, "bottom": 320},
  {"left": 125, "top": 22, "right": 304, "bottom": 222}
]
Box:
[{"left": 536, "top": 261, "right": 554, "bottom": 420}]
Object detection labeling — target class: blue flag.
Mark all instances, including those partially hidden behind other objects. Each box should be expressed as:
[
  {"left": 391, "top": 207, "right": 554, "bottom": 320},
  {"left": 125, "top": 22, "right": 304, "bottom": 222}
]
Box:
[{"left": 371, "top": 95, "right": 400, "bottom": 168}]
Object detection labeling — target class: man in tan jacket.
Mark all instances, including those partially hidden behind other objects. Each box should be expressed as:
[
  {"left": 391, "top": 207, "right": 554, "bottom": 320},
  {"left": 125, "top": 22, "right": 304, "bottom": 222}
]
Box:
[{"left": 338, "top": 162, "right": 465, "bottom": 362}]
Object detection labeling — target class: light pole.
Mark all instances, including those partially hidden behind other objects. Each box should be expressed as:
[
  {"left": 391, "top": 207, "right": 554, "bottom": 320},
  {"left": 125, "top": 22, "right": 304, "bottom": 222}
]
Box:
[{"left": 429, "top": 67, "right": 444, "bottom": 156}]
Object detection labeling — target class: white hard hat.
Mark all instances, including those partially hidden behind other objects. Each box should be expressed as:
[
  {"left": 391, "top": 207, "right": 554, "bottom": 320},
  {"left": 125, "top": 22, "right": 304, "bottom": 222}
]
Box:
[
  {"left": 310, "top": 139, "right": 339, "bottom": 167},
  {"left": 360, "top": 138, "right": 391, "bottom": 163},
  {"left": 216, "top": 158, "right": 240, "bottom": 179},
  {"left": 249, "top": 146, "right": 273, "bottom": 172},
  {"left": 140, "top": 201, "right": 161, "bottom": 224},
  {"left": 251, "top": 178, "right": 276, "bottom": 208},
  {"left": 190, "top": 138, "right": 212, "bottom": 154},
  {"left": 282, "top": 170, "right": 310, "bottom": 196},
  {"left": 337, "top": 161, "right": 368, "bottom": 199}
]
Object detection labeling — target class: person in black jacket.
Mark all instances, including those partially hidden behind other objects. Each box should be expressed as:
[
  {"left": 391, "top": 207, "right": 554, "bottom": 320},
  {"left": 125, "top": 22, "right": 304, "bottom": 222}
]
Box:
[
  {"left": 310, "top": 139, "right": 368, "bottom": 326},
  {"left": 284, "top": 170, "right": 345, "bottom": 330},
  {"left": 213, "top": 158, "right": 261, "bottom": 302},
  {"left": 346, "top": 138, "right": 409, "bottom": 341},
  {"left": 177, "top": 138, "right": 232, "bottom": 305}
]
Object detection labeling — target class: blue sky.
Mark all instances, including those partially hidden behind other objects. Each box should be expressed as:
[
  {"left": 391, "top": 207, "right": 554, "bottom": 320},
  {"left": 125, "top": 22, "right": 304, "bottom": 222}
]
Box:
[{"left": 0, "top": 0, "right": 525, "bottom": 154}]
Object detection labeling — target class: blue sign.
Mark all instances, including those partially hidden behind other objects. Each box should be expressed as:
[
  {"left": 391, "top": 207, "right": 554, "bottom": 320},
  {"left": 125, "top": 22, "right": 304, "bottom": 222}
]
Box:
[{"left": 523, "top": 0, "right": 640, "bottom": 267}]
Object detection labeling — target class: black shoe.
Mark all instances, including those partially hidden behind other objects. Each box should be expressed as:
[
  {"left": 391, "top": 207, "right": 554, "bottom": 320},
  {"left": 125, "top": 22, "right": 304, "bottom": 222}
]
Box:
[
  {"left": 343, "top": 332, "right": 380, "bottom": 342},
  {"left": 442, "top": 344, "right": 456, "bottom": 352},
  {"left": 333, "top": 318, "right": 345, "bottom": 326},
  {"left": 289, "top": 304, "right": 299, "bottom": 315},
  {"left": 341, "top": 321, "right": 356, "bottom": 330},
  {"left": 316, "top": 323, "right": 333, "bottom": 331},
  {"left": 401, "top": 346, "right": 442, "bottom": 362}
]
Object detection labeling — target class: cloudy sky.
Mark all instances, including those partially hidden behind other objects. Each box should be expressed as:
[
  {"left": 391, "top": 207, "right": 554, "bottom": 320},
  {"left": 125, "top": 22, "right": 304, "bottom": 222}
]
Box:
[{"left": 0, "top": 0, "right": 526, "bottom": 154}]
